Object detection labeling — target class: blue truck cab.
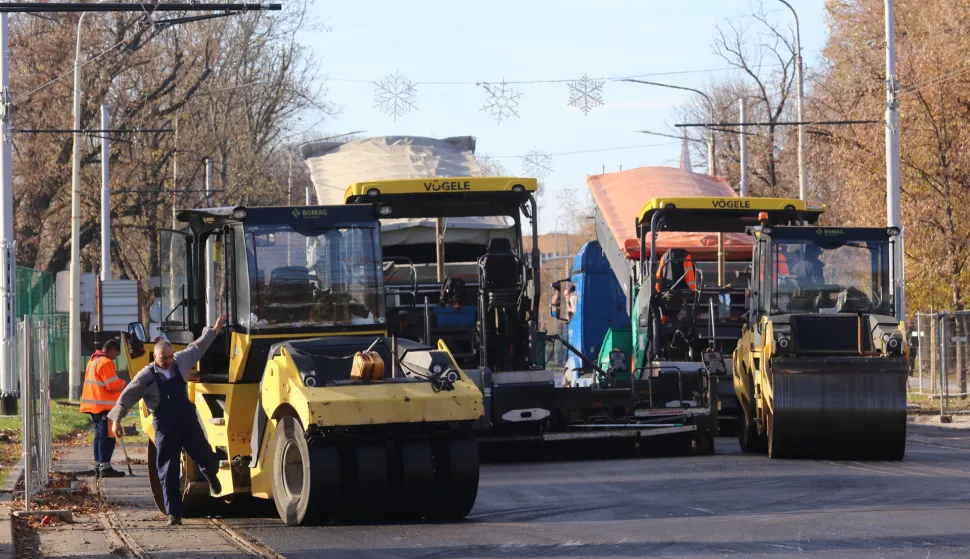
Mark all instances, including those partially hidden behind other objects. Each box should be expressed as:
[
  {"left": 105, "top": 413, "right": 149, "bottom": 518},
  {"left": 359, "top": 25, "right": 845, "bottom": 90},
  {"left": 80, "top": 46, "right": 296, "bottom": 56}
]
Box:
[{"left": 551, "top": 241, "right": 629, "bottom": 385}]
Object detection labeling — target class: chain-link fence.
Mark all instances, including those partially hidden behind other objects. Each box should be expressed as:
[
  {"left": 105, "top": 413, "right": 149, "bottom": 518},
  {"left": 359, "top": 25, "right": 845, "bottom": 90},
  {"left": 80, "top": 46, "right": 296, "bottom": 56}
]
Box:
[
  {"left": 911, "top": 311, "right": 970, "bottom": 415},
  {"left": 19, "top": 316, "right": 51, "bottom": 512}
]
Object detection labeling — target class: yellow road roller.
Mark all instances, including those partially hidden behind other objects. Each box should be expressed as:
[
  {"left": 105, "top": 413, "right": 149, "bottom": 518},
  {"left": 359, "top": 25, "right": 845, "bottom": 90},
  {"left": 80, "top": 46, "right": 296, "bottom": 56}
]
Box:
[
  {"left": 120, "top": 203, "right": 484, "bottom": 525},
  {"left": 733, "top": 219, "right": 908, "bottom": 459}
]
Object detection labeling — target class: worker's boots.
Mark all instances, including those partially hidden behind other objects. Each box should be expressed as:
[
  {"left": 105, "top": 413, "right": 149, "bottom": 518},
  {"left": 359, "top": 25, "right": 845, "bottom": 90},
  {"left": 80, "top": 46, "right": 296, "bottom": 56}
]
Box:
[
  {"left": 201, "top": 462, "right": 222, "bottom": 497},
  {"left": 97, "top": 464, "right": 125, "bottom": 478},
  {"left": 167, "top": 515, "right": 182, "bottom": 526}
]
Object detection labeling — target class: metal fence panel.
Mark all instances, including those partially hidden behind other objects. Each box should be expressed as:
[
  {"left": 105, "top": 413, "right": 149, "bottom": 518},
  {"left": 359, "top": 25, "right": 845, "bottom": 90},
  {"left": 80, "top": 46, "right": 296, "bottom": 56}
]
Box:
[
  {"left": 912, "top": 311, "right": 970, "bottom": 416},
  {"left": 19, "top": 316, "right": 51, "bottom": 513}
]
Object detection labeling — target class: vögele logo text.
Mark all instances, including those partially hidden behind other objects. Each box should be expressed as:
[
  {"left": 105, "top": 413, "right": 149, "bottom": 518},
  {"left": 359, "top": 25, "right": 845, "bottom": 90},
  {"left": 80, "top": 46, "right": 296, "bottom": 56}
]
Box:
[
  {"left": 423, "top": 180, "right": 472, "bottom": 192},
  {"left": 710, "top": 199, "right": 751, "bottom": 209}
]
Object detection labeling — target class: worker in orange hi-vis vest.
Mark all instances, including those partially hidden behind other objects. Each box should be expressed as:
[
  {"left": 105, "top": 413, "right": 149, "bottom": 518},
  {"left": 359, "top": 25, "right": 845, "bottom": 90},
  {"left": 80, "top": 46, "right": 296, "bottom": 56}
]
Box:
[{"left": 80, "top": 339, "right": 127, "bottom": 478}]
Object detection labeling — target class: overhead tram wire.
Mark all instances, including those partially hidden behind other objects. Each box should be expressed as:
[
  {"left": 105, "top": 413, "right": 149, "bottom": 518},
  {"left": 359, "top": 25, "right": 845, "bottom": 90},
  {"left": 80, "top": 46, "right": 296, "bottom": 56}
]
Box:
[
  {"left": 492, "top": 141, "right": 680, "bottom": 159},
  {"left": 324, "top": 64, "right": 790, "bottom": 85},
  {"left": 12, "top": 3, "right": 280, "bottom": 104}
]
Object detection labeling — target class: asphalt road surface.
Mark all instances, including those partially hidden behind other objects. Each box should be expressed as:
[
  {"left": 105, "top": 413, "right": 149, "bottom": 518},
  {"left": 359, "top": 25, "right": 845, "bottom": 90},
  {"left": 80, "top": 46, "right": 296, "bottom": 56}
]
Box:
[{"left": 226, "top": 428, "right": 970, "bottom": 558}]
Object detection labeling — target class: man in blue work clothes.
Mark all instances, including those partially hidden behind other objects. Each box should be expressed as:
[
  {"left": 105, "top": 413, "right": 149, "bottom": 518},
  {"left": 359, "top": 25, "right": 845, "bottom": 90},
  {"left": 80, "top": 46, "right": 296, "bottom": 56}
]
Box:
[{"left": 108, "top": 314, "right": 227, "bottom": 526}]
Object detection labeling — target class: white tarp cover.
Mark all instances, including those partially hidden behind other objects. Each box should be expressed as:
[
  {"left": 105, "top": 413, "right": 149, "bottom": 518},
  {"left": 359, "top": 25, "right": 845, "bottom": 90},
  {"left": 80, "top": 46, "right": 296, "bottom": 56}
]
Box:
[{"left": 301, "top": 136, "right": 514, "bottom": 247}]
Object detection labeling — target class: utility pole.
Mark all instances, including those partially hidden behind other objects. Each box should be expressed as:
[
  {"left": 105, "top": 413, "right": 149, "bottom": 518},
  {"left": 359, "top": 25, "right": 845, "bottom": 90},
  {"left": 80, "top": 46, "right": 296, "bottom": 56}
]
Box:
[
  {"left": 885, "top": 0, "right": 904, "bottom": 320},
  {"left": 204, "top": 157, "right": 215, "bottom": 324},
  {"left": 0, "top": 14, "right": 15, "bottom": 415},
  {"left": 777, "top": 0, "right": 807, "bottom": 200},
  {"left": 435, "top": 218, "right": 445, "bottom": 283},
  {"left": 739, "top": 98, "right": 748, "bottom": 197},
  {"left": 287, "top": 156, "right": 292, "bottom": 266},
  {"left": 100, "top": 105, "right": 110, "bottom": 281}
]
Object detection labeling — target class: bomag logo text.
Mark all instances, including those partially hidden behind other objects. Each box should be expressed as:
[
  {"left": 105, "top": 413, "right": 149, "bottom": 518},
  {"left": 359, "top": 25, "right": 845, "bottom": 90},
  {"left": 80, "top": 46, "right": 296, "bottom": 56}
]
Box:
[
  {"left": 424, "top": 180, "right": 472, "bottom": 192},
  {"left": 296, "top": 208, "right": 328, "bottom": 218},
  {"left": 816, "top": 228, "right": 843, "bottom": 236},
  {"left": 710, "top": 199, "right": 751, "bottom": 209}
]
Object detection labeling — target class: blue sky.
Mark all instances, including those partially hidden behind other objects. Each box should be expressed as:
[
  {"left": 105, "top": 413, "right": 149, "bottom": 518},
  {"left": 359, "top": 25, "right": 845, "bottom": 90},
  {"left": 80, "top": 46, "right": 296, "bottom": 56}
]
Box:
[{"left": 301, "top": 1, "right": 829, "bottom": 233}]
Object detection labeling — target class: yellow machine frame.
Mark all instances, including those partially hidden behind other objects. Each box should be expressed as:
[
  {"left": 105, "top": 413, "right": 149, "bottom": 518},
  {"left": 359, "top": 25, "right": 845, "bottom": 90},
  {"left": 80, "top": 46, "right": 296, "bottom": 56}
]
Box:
[{"left": 121, "top": 204, "right": 485, "bottom": 525}]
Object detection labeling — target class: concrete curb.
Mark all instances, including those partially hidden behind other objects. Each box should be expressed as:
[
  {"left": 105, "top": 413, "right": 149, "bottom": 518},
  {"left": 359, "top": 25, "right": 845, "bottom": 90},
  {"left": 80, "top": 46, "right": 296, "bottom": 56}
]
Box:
[
  {"left": 0, "top": 459, "right": 23, "bottom": 495},
  {"left": 0, "top": 463, "right": 18, "bottom": 559}
]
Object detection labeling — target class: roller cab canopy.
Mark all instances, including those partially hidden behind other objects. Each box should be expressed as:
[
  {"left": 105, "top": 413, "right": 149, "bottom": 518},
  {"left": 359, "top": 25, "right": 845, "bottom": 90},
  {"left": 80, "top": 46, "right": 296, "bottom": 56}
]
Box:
[
  {"left": 636, "top": 196, "right": 825, "bottom": 233},
  {"left": 176, "top": 204, "right": 380, "bottom": 234},
  {"left": 344, "top": 176, "right": 538, "bottom": 218}
]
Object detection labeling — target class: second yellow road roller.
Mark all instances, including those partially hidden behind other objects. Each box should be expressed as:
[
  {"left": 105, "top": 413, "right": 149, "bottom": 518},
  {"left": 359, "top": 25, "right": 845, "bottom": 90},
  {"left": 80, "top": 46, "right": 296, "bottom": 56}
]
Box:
[{"left": 733, "top": 219, "right": 908, "bottom": 459}]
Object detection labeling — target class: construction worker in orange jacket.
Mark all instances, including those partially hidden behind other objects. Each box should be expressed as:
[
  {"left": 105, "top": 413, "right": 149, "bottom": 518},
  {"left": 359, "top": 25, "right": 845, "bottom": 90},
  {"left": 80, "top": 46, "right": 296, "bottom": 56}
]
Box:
[{"left": 80, "top": 339, "right": 127, "bottom": 478}]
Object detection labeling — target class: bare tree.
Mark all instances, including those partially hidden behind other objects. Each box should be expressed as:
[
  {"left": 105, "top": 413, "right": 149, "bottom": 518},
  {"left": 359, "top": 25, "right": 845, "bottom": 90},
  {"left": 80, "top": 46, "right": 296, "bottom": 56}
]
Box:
[
  {"left": 10, "top": 2, "right": 332, "bottom": 315},
  {"left": 676, "top": 2, "right": 800, "bottom": 197}
]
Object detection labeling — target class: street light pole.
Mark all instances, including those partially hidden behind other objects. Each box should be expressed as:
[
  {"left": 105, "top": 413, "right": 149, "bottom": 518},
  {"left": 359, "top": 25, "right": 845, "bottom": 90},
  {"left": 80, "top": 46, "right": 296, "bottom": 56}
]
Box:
[
  {"left": 0, "top": 14, "right": 16, "bottom": 415},
  {"left": 622, "top": 79, "right": 716, "bottom": 176},
  {"left": 777, "top": 0, "right": 807, "bottom": 201},
  {"left": 100, "top": 104, "right": 110, "bottom": 282},
  {"left": 739, "top": 98, "right": 749, "bottom": 198},
  {"left": 69, "top": 6, "right": 102, "bottom": 402},
  {"left": 885, "top": 0, "right": 904, "bottom": 320}
]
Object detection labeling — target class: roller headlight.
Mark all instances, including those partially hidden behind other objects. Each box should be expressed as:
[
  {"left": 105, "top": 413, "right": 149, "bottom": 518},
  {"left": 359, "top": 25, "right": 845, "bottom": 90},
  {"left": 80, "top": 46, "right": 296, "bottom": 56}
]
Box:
[
  {"left": 886, "top": 335, "right": 903, "bottom": 356},
  {"left": 774, "top": 333, "right": 792, "bottom": 355}
]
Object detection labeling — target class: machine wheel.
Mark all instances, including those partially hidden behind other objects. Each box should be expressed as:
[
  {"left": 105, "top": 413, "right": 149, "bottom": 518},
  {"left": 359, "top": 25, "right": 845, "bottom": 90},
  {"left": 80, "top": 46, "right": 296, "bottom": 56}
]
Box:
[
  {"left": 428, "top": 438, "right": 479, "bottom": 521},
  {"left": 738, "top": 408, "right": 767, "bottom": 454},
  {"left": 389, "top": 441, "right": 434, "bottom": 520},
  {"left": 147, "top": 441, "right": 166, "bottom": 514},
  {"left": 271, "top": 416, "right": 341, "bottom": 526},
  {"left": 341, "top": 442, "right": 389, "bottom": 523}
]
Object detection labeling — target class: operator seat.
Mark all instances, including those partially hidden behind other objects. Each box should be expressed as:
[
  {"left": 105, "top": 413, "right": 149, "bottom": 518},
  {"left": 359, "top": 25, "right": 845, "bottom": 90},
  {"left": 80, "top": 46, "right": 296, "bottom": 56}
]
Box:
[
  {"left": 652, "top": 249, "right": 700, "bottom": 360},
  {"left": 478, "top": 238, "right": 524, "bottom": 370},
  {"left": 264, "top": 266, "right": 313, "bottom": 323},
  {"left": 655, "top": 248, "right": 697, "bottom": 293},
  {"left": 481, "top": 239, "right": 518, "bottom": 289}
]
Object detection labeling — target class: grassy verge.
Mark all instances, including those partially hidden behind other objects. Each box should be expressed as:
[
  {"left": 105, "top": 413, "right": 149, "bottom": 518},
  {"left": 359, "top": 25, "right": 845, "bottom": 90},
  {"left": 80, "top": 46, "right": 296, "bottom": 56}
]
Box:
[
  {"left": 908, "top": 391, "right": 970, "bottom": 414},
  {"left": 0, "top": 401, "right": 149, "bottom": 488}
]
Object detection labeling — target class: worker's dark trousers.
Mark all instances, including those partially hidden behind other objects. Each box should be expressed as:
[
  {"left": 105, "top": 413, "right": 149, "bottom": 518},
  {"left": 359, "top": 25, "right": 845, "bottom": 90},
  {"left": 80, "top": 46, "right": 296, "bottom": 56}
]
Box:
[
  {"left": 89, "top": 412, "right": 116, "bottom": 466},
  {"left": 152, "top": 370, "right": 218, "bottom": 518}
]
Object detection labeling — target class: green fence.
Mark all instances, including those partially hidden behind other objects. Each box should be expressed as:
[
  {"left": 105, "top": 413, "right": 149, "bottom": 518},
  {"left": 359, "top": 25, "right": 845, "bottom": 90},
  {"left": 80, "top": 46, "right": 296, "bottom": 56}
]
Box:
[{"left": 16, "top": 267, "right": 69, "bottom": 377}]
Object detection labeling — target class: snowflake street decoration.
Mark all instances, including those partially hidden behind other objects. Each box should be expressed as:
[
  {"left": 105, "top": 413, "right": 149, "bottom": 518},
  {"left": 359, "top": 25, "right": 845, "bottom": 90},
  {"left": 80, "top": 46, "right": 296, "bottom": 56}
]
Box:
[
  {"left": 521, "top": 148, "right": 553, "bottom": 180},
  {"left": 567, "top": 73, "right": 604, "bottom": 115},
  {"left": 478, "top": 80, "right": 522, "bottom": 125},
  {"left": 374, "top": 71, "right": 417, "bottom": 121}
]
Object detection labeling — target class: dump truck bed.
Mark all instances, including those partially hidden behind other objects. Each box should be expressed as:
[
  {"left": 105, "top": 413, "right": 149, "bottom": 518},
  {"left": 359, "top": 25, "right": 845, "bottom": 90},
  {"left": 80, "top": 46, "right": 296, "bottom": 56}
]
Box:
[{"left": 587, "top": 167, "right": 755, "bottom": 300}]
